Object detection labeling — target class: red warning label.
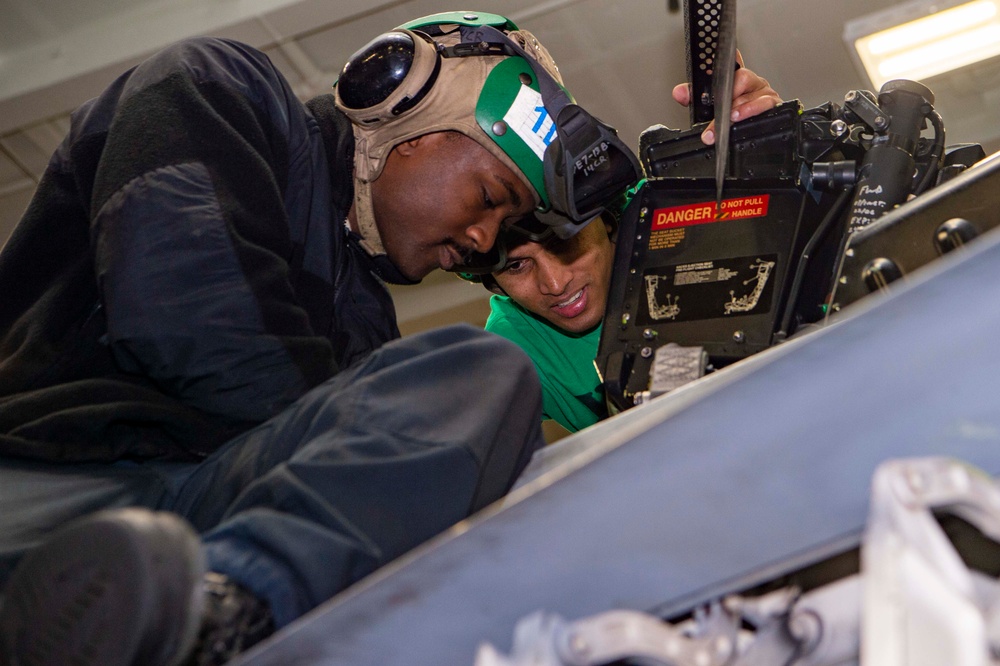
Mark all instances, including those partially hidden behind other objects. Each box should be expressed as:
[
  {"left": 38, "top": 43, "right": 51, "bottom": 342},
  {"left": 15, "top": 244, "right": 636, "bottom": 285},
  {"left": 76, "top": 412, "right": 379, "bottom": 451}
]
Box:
[{"left": 652, "top": 194, "right": 770, "bottom": 230}]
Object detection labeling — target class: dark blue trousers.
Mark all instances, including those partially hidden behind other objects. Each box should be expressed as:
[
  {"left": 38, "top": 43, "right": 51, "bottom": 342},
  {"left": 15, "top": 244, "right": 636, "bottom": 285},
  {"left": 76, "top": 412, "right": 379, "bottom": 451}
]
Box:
[{"left": 0, "top": 325, "right": 544, "bottom": 626}]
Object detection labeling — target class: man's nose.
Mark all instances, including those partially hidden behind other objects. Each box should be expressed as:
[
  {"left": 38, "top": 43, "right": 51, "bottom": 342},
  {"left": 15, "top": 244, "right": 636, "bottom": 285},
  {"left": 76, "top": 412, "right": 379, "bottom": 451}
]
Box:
[
  {"left": 465, "top": 217, "right": 502, "bottom": 254},
  {"left": 537, "top": 258, "right": 571, "bottom": 296}
]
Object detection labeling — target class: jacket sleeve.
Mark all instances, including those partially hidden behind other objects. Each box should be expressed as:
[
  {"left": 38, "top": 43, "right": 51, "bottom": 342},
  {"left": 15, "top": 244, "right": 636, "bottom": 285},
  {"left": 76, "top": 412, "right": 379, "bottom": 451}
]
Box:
[{"left": 89, "top": 38, "right": 336, "bottom": 423}]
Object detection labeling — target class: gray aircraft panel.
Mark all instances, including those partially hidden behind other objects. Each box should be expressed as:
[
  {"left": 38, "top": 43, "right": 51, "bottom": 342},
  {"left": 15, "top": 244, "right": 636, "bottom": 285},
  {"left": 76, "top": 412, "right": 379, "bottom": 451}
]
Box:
[{"left": 238, "top": 226, "right": 1000, "bottom": 665}]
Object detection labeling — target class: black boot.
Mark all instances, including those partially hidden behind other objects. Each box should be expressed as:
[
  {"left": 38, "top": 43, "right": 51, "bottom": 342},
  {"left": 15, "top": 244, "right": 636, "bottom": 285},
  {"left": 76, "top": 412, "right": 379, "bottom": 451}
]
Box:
[
  {"left": 0, "top": 508, "right": 274, "bottom": 666},
  {"left": 0, "top": 508, "right": 205, "bottom": 666},
  {"left": 182, "top": 572, "right": 274, "bottom": 666}
]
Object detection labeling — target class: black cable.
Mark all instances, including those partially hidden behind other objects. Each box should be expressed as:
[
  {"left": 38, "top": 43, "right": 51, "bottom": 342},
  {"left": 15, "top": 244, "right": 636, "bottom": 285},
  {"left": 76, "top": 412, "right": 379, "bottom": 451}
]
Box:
[
  {"left": 914, "top": 110, "right": 945, "bottom": 196},
  {"left": 779, "top": 189, "right": 852, "bottom": 337}
]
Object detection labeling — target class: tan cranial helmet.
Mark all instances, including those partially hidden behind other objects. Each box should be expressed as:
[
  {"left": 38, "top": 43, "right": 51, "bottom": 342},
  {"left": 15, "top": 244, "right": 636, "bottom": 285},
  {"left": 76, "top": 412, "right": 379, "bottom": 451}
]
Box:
[{"left": 334, "top": 11, "right": 566, "bottom": 257}]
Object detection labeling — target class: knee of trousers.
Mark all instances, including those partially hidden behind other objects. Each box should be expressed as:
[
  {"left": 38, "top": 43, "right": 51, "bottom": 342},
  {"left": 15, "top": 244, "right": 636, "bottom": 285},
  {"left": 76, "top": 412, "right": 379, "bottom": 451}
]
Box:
[{"left": 461, "top": 334, "right": 544, "bottom": 439}]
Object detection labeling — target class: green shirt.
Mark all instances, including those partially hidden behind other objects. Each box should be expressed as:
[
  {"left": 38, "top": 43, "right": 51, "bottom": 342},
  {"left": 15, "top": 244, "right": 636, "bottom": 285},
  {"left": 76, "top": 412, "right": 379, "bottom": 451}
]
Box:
[{"left": 485, "top": 294, "right": 607, "bottom": 433}]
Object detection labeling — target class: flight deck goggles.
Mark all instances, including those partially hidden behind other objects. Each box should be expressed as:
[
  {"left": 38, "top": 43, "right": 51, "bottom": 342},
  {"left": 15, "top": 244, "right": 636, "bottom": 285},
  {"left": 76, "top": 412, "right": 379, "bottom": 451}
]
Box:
[
  {"left": 334, "top": 12, "right": 641, "bottom": 242},
  {"left": 452, "top": 209, "right": 602, "bottom": 277}
]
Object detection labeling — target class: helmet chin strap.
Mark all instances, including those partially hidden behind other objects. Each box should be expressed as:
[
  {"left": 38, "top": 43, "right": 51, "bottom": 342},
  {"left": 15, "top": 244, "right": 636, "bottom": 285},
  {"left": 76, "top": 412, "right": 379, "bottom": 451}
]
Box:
[{"left": 350, "top": 126, "right": 388, "bottom": 257}]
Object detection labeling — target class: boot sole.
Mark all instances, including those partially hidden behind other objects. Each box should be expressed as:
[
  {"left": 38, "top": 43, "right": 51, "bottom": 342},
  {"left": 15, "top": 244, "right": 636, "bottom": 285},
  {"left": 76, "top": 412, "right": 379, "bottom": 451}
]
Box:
[{"left": 0, "top": 508, "right": 205, "bottom": 666}]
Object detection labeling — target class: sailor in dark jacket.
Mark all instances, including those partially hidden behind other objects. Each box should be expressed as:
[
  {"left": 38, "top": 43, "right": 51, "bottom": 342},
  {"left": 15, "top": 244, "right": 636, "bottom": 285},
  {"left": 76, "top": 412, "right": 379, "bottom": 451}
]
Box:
[{"left": 0, "top": 12, "right": 589, "bottom": 665}]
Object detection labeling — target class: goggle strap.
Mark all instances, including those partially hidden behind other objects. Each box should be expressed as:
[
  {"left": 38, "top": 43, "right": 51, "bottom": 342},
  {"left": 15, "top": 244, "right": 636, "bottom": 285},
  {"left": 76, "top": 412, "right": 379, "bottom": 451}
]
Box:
[
  {"left": 437, "top": 25, "right": 571, "bottom": 122},
  {"left": 392, "top": 47, "right": 441, "bottom": 116},
  {"left": 439, "top": 41, "right": 514, "bottom": 59},
  {"left": 555, "top": 106, "right": 600, "bottom": 156},
  {"left": 476, "top": 26, "right": 571, "bottom": 119}
]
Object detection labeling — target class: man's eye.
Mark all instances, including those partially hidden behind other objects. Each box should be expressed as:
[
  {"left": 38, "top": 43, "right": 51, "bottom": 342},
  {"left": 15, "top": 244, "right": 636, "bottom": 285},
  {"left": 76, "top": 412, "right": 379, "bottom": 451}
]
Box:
[
  {"left": 482, "top": 187, "right": 497, "bottom": 209},
  {"left": 500, "top": 259, "right": 528, "bottom": 274}
]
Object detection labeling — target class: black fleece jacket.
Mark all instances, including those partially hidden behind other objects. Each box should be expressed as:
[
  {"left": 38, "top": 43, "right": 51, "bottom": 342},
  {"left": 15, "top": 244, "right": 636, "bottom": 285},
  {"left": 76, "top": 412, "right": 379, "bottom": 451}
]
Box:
[{"left": 0, "top": 38, "right": 400, "bottom": 463}]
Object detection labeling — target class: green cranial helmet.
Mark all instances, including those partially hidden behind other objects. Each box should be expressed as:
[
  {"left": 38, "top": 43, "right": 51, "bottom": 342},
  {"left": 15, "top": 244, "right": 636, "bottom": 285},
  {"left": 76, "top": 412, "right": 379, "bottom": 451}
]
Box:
[
  {"left": 336, "top": 10, "right": 641, "bottom": 272},
  {"left": 334, "top": 11, "right": 570, "bottom": 257}
]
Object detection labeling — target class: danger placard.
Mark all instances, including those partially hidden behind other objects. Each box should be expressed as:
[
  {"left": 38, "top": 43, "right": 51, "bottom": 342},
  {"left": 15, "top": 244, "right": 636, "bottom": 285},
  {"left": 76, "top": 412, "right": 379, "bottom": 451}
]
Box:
[{"left": 652, "top": 195, "right": 770, "bottom": 230}]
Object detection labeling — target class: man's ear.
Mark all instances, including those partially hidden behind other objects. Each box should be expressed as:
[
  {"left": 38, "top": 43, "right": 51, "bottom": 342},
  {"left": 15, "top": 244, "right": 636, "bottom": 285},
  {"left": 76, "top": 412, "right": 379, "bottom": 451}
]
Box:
[
  {"left": 395, "top": 131, "right": 452, "bottom": 157},
  {"left": 393, "top": 136, "right": 424, "bottom": 157}
]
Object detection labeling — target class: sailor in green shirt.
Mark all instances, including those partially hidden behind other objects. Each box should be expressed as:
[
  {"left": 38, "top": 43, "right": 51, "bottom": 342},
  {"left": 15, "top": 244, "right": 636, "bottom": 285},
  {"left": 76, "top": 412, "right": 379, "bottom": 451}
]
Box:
[
  {"left": 484, "top": 217, "right": 614, "bottom": 432},
  {"left": 484, "top": 218, "right": 615, "bottom": 432}
]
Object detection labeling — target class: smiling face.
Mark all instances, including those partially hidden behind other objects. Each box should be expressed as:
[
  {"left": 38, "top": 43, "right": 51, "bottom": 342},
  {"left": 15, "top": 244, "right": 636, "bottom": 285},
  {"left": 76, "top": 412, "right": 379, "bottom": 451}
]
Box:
[
  {"left": 492, "top": 218, "right": 615, "bottom": 334},
  {"left": 368, "top": 131, "right": 537, "bottom": 281}
]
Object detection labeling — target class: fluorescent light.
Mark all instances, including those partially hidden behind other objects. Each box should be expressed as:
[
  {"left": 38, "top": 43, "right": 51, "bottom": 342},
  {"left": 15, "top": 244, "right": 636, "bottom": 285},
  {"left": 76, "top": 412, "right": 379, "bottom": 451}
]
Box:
[
  {"left": 846, "top": 0, "right": 1000, "bottom": 89},
  {"left": 865, "top": 1, "right": 996, "bottom": 55}
]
